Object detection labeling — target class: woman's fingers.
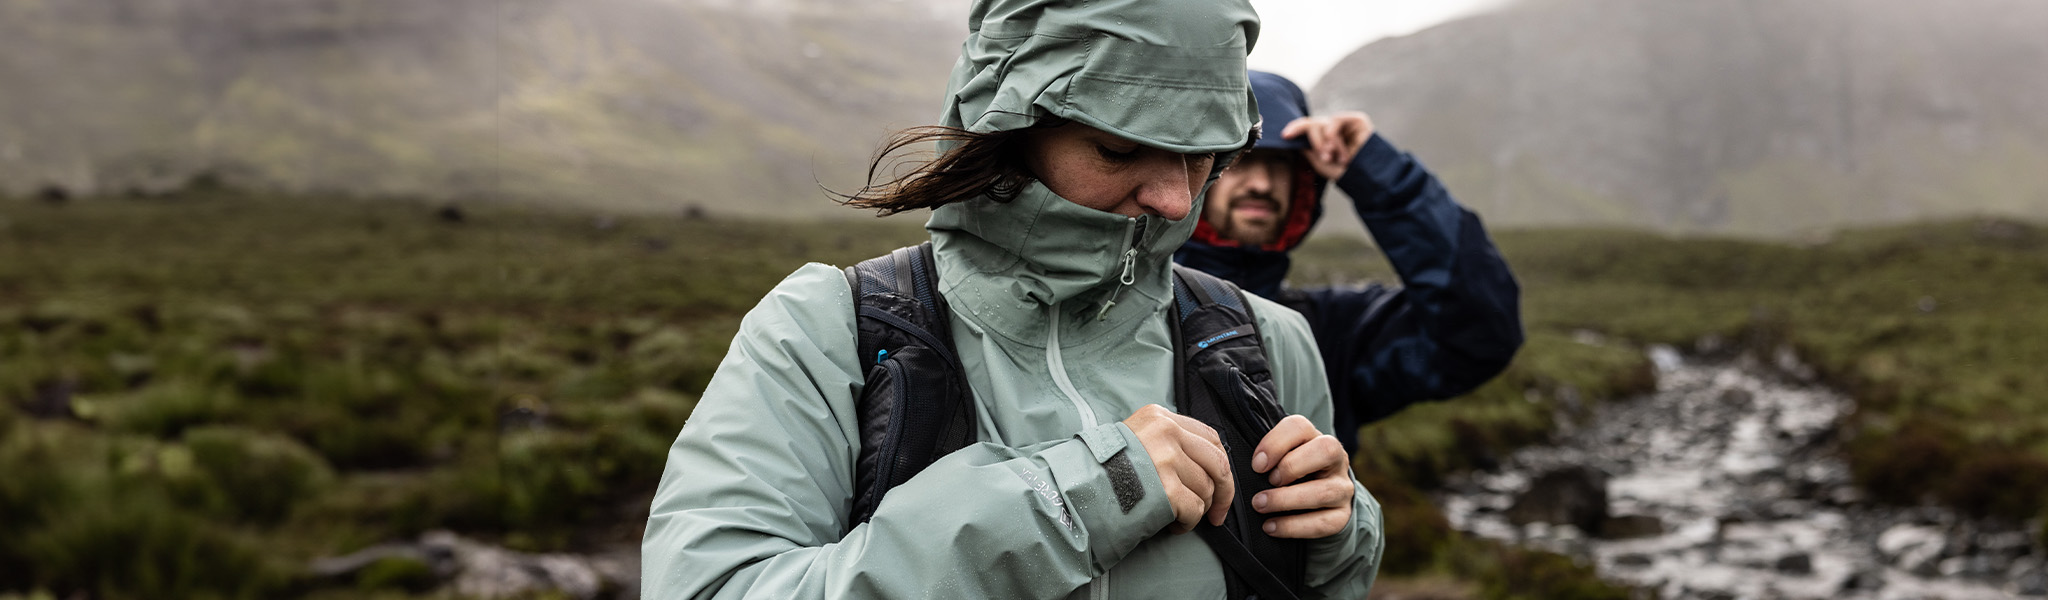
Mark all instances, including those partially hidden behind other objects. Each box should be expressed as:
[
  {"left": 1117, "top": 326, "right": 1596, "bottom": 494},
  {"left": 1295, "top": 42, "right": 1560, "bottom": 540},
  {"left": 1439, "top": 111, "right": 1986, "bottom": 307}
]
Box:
[
  {"left": 1157, "top": 466, "right": 1205, "bottom": 534},
  {"left": 1169, "top": 416, "right": 1234, "bottom": 526},
  {"left": 1253, "top": 472, "right": 1352, "bottom": 514},
  {"left": 1244, "top": 413, "right": 1355, "bottom": 539},
  {"left": 1262, "top": 506, "right": 1353, "bottom": 539},
  {"left": 1252, "top": 414, "right": 1318, "bottom": 474},
  {"left": 1125, "top": 404, "right": 1235, "bottom": 533},
  {"left": 1267, "top": 433, "right": 1345, "bottom": 487}
]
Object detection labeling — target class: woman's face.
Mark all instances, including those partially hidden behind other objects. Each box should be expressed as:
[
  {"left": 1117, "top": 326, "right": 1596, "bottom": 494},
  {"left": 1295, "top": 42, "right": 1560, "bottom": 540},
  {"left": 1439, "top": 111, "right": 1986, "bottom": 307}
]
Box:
[{"left": 1022, "top": 122, "right": 1215, "bottom": 221}]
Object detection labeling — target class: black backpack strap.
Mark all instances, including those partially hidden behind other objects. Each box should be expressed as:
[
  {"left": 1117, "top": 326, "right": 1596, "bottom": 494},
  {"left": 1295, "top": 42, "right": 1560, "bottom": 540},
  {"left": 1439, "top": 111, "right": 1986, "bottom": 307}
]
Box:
[
  {"left": 1171, "top": 264, "right": 1307, "bottom": 600},
  {"left": 842, "top": 242, "right": 977, "bottom": 528}
]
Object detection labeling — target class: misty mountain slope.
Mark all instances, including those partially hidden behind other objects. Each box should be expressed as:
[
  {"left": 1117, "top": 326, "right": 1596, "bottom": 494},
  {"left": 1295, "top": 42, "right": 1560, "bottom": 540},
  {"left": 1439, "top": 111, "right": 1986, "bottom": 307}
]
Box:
[
  {"left": 1314, "top": 0, "right": 2048, "bottom": 234},
  {"left": 0, "top": 0, "right": 964, "bottom": 216}
]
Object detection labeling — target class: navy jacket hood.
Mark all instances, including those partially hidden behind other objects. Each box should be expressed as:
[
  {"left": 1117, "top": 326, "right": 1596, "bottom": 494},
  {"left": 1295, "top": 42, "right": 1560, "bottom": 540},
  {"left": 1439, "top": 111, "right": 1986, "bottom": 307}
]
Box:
[{"left": 1178, "top": 70, "right": 1328, "bottom": 298}]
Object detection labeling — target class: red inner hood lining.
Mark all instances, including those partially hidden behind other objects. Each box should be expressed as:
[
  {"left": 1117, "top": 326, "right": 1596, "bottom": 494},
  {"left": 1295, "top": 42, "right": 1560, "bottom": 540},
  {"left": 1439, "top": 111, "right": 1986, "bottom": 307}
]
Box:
[{"left": 1191, "top": 154, "right": 1320, "bottom": 252}]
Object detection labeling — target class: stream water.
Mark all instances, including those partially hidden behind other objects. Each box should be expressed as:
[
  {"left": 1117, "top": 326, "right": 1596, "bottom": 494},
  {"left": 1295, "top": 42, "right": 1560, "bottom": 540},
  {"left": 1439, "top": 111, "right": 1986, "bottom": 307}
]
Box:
[{"left": 1438, "top": 345, "right": 2047, "bottom": 599}]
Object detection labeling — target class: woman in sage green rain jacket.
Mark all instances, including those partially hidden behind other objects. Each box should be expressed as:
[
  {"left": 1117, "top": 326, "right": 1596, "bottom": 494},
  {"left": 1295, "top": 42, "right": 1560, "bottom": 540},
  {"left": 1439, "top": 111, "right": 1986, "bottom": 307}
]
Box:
[{"left": 641, "top": 0, "right": 1384, "bottom": 597}]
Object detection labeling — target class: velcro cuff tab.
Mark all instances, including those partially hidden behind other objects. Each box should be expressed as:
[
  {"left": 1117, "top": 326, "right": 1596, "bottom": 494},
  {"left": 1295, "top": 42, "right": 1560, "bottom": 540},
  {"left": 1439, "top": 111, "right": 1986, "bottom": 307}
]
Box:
[{"left": 1078, "top": 422, "right": 1131, "bottom": 464}]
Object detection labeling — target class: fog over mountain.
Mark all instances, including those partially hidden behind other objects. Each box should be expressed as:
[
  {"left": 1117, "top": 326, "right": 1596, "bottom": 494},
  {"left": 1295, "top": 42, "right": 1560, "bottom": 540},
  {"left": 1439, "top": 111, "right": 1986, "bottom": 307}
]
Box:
[
  {"left": 1314, "top": 0, "right": 2048, "bottom": 233},
  {"left": 0, "top": 0, "right": 963, "bottom": 216},
  {"left": 6, "top": 0, "right": 2046, "bottom": 232}
]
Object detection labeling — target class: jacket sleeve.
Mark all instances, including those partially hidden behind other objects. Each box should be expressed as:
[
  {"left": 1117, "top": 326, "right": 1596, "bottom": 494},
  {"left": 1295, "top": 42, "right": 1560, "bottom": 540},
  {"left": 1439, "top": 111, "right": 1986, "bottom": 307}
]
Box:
[
  {"left": 1312, "top": 133, "right": 1525, "bottom": 427},
  {"left": 641, "top": 264, "right": 1177, "bottom": 600},
  {"left": 1248, "top": 295, "right": 1385, "bottom": 599}
]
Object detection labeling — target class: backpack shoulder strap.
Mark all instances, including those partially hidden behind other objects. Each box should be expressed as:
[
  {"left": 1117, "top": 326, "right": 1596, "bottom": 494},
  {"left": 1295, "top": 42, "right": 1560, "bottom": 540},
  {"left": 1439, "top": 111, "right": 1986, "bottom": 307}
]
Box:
[
  {"left": 1171, "top": 264, "right": 1306, "bottom": 600},
  {"left": 842, "top": 242, "right": 977, "bottom": 528}
]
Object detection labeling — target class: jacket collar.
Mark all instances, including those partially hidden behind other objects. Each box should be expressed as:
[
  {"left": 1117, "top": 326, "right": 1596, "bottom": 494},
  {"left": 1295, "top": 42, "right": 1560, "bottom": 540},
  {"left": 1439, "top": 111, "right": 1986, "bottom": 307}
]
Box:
[{"left": 927, "top": 181, "right": 1201, "bottom": 344}]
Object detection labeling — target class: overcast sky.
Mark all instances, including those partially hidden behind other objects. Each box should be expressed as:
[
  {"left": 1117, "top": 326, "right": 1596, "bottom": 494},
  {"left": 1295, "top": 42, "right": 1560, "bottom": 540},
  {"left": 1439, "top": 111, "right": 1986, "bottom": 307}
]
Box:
[{"left": 1246, "top": 0, "right": 1510, "bottom": 88}]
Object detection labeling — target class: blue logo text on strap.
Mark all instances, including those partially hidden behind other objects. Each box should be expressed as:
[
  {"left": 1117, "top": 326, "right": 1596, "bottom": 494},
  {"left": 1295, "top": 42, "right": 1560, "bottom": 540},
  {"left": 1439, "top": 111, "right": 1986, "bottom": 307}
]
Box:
[{"left": 1196, "top": 329, "right": 1244, "bottom": 349}]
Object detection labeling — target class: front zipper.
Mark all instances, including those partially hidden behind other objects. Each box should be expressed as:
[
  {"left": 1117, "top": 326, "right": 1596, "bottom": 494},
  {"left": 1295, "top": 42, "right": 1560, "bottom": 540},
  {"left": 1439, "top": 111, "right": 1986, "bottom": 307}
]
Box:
[
  {"left": 1071, "top": 219, "right": 1146, "bottom": 600},
  {"left": 1046, "top": 218, "right": 1144, "bottom": 433},
  {"left": 1094, "top": 217, "right": 1146, "bottom": 321},
  {"left": 1044, "top": 306, "right": 1098, "bottom": 431}
]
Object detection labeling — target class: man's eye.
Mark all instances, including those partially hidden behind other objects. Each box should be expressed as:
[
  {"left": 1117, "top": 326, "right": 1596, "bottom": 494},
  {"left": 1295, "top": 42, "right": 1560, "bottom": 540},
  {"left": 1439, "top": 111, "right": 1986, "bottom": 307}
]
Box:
[{"left": 1096, "top": 144, "right": 1138, "bottom": 162}]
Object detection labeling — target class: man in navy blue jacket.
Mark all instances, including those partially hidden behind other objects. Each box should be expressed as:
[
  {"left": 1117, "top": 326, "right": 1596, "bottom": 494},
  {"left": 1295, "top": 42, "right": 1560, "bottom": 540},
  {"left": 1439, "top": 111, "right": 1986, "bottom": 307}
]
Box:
[{"left": 1177, "top": 70, "right": 1525, "bottom": 455}]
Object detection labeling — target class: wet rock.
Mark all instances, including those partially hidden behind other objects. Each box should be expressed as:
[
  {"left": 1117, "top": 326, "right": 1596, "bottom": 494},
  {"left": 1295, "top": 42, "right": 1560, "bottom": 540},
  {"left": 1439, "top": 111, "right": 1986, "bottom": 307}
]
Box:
[
  {"left": 1877, "top": 523, "right": 1946, "bottom": 574},
  {"left": 1600, "top": 514, "right": 1664, "bottom": 539},
  {"left": 1824, "top": 485, "right": 1865, "bottom": 507},
  {"left": 1613, "top": 553, "right": 1654, "bottom": 568},
  {"left": 1838, "top": 567, "right": 1885, "bottom": 594},
  {"left": 422, "top": 531, "right": 608, "bottom": 599},
  {"left": 1773, "top": 346, "right": 1817, "bottom": 381},
  {"left": 310, "top": 543, "right": 442, "bottom": 581},
  {"left": 1505, "top": 465, "right": 1609, "bottom": 533},
  {"left": 2014, "top": 564, "right": 2048, "bottom": 596},
  {"left": 1979, "top": 530, "right": 2036, "bottom": 561},
  {"left": 1716, "top": 388, "right": 1753, "bottom": 408},
  {"left": 1774, "top": 553, "right": 1813, "bottom": 575},
  {"left": 1936, "top": 555, "right": 2002, "bottom": 579},
  {"left": 310, "top": 531, "right": 630, "bottom": 599}
]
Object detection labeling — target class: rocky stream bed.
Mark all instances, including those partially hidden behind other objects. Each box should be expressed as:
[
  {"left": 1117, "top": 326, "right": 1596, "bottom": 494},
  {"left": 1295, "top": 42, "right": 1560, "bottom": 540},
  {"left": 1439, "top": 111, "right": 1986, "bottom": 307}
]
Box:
[{"left": 1440, "top": 345, "right": 2048, "bottom": 599}]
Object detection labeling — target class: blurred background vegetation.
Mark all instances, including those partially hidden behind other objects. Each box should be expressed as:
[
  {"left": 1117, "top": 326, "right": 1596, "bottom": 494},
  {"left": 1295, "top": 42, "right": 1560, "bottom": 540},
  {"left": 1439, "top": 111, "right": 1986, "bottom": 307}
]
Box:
[
  {"left": 4, "top": 188, "right": 2045, "bottom": 598},
  {"left": 6, "top": 0, "right": 2048, "bottom": 598}
]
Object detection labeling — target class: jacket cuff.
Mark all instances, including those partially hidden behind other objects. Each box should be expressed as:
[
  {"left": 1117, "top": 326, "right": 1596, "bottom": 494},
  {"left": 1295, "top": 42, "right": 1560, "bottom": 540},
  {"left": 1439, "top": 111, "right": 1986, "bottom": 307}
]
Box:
[
  {"left": 1306, "top": 479, "right": 1386, "bottom": 592},
  {"left": 1335, "top": 133, "right": 1409, "bottom": 213},
  {"left": 1053, "top": 422, "right": 1174, "bottom": 571}
]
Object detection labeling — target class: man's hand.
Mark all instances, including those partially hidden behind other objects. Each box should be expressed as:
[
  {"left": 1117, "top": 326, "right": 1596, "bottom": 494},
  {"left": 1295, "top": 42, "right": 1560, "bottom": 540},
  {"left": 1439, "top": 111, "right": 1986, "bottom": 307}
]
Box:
[
  {"left": 1249, "top": 415, "right": 1354, "bottom": 538},
  {"left": 1279, "top": 112, "right": 1375, "bottom": 179},
  {"left": 1123, "top": 404, "right": 1235, "bottom": 534}
]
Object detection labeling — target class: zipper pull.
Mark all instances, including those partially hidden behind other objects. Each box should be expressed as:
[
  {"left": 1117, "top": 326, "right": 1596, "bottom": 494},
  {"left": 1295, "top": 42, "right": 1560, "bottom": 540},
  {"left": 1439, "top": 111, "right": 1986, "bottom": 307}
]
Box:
[
  {"left": 1118, "top": 247, "right": 1138, "bottom": 286},
  {"left": 1095, "top": 247, "right": 1139, "bottom": 321}
]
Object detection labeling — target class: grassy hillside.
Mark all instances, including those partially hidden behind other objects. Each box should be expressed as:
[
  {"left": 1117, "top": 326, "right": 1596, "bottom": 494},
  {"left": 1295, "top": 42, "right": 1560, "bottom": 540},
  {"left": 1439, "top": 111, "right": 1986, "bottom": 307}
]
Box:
[
  {"left": 0, "top": 0, "right": 961, "bottom": 217},
  {"left": 3, "top": 193, "right": 2044, "bottom": 598},
  {"left": 0, "top": 192, "right": 930, "bottom": 598}
]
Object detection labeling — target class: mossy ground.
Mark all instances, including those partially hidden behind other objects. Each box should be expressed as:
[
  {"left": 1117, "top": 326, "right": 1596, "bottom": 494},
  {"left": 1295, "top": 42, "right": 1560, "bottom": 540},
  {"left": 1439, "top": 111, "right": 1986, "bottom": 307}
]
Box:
[{"left": 3, "top": 193, "right": 2043, "bottom": 598}]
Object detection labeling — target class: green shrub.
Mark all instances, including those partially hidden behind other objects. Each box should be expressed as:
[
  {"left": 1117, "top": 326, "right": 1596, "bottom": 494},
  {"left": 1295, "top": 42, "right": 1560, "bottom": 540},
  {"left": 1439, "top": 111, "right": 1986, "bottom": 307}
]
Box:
[
  {"left": 354, "top": 556, "right": 437, "bottom": 593},
  {"left": 82, "top": 379, "right": 239, "bottom": 439},
  {"left": 17, "top": 491, "right": 286, "bottom": 600},
  {"left": 181, "top": 426, "right": 336, "bottom": 524},
  {"left": 1473, "top": 550, "right": 1631, "bottom": 600}
]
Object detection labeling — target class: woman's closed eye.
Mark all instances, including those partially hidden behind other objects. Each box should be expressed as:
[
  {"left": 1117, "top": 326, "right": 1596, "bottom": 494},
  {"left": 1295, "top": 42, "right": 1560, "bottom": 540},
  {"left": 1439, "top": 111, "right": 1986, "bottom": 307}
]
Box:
[{"left": 1095, "top": 143, "right": 1140, "bottom": 163}]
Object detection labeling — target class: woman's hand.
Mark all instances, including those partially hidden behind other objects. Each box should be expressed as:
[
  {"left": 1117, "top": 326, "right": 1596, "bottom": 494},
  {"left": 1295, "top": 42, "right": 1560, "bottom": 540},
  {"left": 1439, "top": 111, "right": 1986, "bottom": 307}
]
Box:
[
  {"left": 1123, "top": 404, "right": 1235, "bottom": 534},
  {"left": 1249, "top": 414, "right": 1354, "bottom": 539}
]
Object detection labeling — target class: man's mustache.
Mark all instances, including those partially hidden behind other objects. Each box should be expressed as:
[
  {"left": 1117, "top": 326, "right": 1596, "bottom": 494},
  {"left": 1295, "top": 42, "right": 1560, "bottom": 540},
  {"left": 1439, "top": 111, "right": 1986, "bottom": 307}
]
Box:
[{"left": 1229, "top": 192, "right": 1280, "bottom": 210}]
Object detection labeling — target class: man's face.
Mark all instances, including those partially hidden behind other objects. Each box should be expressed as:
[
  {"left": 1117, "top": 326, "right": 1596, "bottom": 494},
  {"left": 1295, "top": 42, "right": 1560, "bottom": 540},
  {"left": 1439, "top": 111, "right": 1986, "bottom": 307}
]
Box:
[{"left": 1202, "top": 149, "right": 1295, "bottom": 246}]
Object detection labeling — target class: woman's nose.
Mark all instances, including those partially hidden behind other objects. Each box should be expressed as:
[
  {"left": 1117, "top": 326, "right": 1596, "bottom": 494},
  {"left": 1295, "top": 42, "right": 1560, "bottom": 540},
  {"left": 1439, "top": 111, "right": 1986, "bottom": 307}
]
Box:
[{"left": 1129, "top": 157, "right": 1195, "bottom": 221}]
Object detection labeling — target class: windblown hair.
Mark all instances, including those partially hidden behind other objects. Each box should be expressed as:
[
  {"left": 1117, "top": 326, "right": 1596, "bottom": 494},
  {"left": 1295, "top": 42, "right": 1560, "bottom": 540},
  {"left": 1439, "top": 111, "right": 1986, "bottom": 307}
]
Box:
[{"left": 834, "top": 125, "right": 1040, "bottom": 216}]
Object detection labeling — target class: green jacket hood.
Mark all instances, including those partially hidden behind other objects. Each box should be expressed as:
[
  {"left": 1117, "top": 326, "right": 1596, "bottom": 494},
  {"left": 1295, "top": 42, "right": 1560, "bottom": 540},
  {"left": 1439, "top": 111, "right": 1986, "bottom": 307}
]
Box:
[
  {"left": 928, "top": 0, "right": 1262, "bottom": 331},
  {"left": 942, "top": 0, "right": 1261, "bottom": 155}
]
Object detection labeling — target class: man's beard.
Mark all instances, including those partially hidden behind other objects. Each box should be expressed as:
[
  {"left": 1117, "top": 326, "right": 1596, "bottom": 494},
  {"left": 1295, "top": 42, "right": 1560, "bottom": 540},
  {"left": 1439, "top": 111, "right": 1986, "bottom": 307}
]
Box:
[{"left": 1219, "top": 193, "right": 1282, "bottom": 246}]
